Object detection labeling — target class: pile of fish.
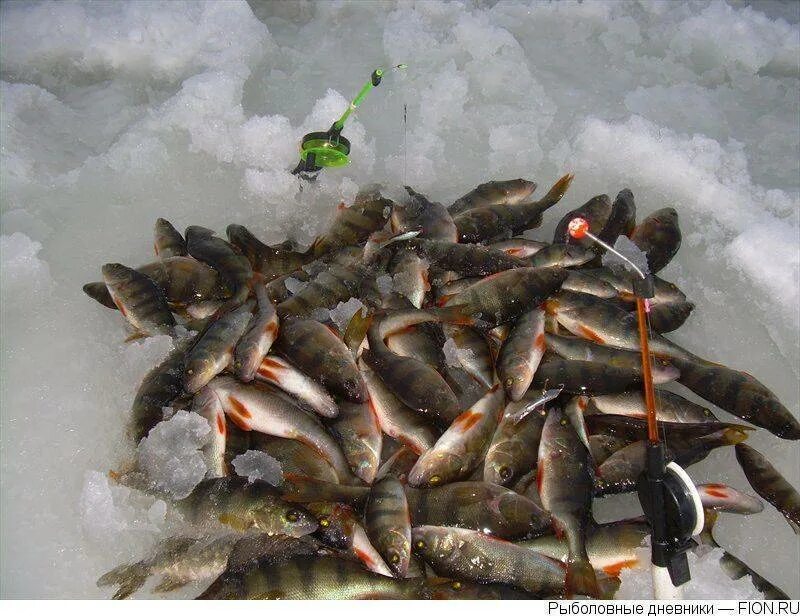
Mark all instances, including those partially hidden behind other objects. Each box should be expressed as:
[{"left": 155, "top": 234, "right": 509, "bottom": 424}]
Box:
[{"left": 84, "top": 173, "right": 800, "bottom": 600}]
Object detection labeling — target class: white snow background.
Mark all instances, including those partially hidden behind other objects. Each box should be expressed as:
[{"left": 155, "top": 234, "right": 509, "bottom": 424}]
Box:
[{"left": 1, "top": 0, "right": 798, "bottom": 599}]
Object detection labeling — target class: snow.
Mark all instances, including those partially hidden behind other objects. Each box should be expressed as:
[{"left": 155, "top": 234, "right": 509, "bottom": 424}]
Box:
[
  {"left": 0, "top": 0, "right": 797, "bottom": 599},
  {"left": 232, "top": 450, "right": 282, "bottom": 486},
  {"left": 617, "top": 546, "right": 762, "bottom": 600}
]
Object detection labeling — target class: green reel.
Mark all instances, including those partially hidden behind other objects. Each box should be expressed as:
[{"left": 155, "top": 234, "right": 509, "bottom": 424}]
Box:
[
  {"left": 293, "top": 67, "right": 398, "bottom": 177},
  {"left": 298, "top": 132, "right": 351, "bottom": 168}
]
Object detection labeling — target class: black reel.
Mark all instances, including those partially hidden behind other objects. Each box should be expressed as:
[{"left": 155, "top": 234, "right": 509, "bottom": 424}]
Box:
[{"left": 636, "top": 442, "right": 702, "bottom": 586}]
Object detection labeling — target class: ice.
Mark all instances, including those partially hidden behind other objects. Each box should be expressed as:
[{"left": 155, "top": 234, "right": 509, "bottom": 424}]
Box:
[
  {"left": 136, "top": 411, "right": 211, "bottom": 500},
  {"left": 376, "top": 273, "right": 394, "bottom": 296},
  {"left": 1, "top": 0, "right": 798, "bottom": 599},
  {"left": 328, "top": 297, "right": 366, "bottom": 332},
  {"left": 392, "top": 256, "right": 430, "bottom": 304},
  {"left": 442, "top": 337, "right": 464, "bottom": 368},
  {"left": 282, "top": 276, "right": 307, "bottom": 295},
  {"left": 231, "top": 450, "right": 282, "bottom": 486},
  {"left": 79, "top": 471, "right": 166, "bottom": 541}
]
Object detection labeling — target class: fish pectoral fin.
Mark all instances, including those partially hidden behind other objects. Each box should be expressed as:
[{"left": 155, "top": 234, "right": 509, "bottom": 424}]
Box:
[{"left": 123, "top": 331, "right": 148, "bottom": 343}]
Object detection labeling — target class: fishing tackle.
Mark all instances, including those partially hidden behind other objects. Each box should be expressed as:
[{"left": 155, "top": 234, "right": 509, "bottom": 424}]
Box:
[
  {"left": 292, "top": 66, "right": 406, "bottom": 178},
  {"left": 567, "top": 216, "right": 704, "bottom": 599}
]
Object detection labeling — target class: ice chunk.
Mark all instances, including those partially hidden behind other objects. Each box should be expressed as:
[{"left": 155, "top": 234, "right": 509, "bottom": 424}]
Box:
[
  {"left": 392, "top": 256, "right": 430, "bottom": 306},
  {"left": 328, "top": 298, "right": 366, "bottom": 332},
  {"left": 309, "top": 307, "right": 332, "bottom": 322},
  {"left": 338, "top": 177, "right": 360, "bottom": 204},
  {"left": 282, "top": 276, "right": 308, "bottom": 295},
  {"left": 79, "top": 471, "right": 166, "bottom": 541},
  {"left": 232, "top": 450, "right": 283, "bottom": 486},
  {"left": 442, "top": 337, "right": 463, "bottom": 368},
  {"left": 376, "top": 274, "right": 394, "bottom": 296},
  {"left": 136, "top": 411, "right": 211, "bottom": 499}
]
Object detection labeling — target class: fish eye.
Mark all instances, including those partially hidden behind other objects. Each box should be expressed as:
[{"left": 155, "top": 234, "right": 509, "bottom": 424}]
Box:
[
  {"left": 429, "top": 475, "right": 441, "bottom": 485},
  {"left": 451, "top": 581, "right": 462, "bottom": 590},
  {"left": 319, "top": 517, "right": 330, "bottom": 527},
  {"left": 285, "top": 509, "right": 301, "bottom": 523},
  {"left": 560, "top": 418, "right": 568, "bottom": 426},
  {"left": 416, "top": 540, "right": 426, "bottom": 549},
  {"left": 499, "top": 466, "right": 512, "bottom": 480},
  {"left": 390, "top": 553, "right": 400, "bottom": 563},
  {"left": 505, "top": 377, "right": 514, "bottom": 387}
]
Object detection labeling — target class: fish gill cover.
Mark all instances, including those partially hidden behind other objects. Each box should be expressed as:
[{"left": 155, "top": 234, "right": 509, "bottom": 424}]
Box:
[{"left": 0, "top": 0, "right": 798, "bottom": 599}]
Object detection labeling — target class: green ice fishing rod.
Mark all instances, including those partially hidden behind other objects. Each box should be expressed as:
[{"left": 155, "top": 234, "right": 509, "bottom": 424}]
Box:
[{"left": 292, "top": 65, "right": 405, "bottom": 178}]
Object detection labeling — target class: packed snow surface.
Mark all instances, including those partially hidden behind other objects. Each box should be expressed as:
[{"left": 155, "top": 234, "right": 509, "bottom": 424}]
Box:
[{"left": 1, "top": 0, "right": 798, "bottom": 599}]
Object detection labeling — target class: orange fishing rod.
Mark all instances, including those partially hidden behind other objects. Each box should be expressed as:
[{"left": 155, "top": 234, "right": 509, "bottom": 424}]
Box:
[
  {"left": 567, "top": 215, "right": 702, "bottom": 597},
  {"left": 636, "top": 297, "right": 660, "bottom": 443},
  {"left": 567, "top": 217, "right": 659, "bottom": 441}
]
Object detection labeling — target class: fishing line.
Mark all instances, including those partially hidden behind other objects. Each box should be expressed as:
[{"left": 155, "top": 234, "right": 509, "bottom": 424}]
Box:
[
  {"left": 403, "top": 102, "right": 408, "bottom": 186},
  {"left": 390, "top": 63, "right": 409, "bottom": 186}
]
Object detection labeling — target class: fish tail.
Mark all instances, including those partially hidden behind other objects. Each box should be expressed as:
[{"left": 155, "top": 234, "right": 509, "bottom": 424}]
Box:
[
  {"left": 152, "top": 575, "right": 189, "bottom": 593},
  {"left": 723, "top": 427, "right": 752, "bottom": 445},
  {"left": 196, "top": 575, "right": 243, "bottom": 600},
  {"left": 307, "top": 235, "right": 325, "bottom": 258},
  {"left": 565, "top": 557, "right": 600, "bottom": 598},
  {"left": 97, "top": 562, "right": 149, "bottom": 600},
  {"left": 596, "top": 569, "right": 621, "bottom": 600},
  {"left": 343, "top": 307, "right": 373, "bottom": 353},
  {"left": 539, "top": 173, "right": 575, "bottom": 209}
]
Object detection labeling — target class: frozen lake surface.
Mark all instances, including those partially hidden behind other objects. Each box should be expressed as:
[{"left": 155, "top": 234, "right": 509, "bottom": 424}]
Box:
[{"left": 1, "top": 0, "right": 798, "bottom": 599}]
